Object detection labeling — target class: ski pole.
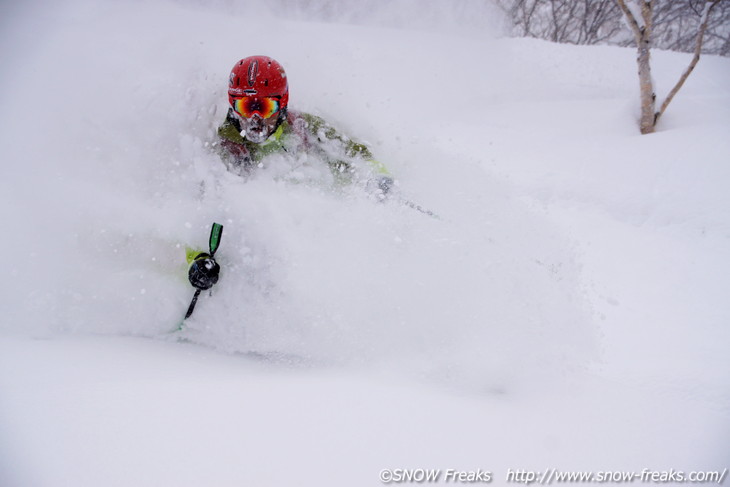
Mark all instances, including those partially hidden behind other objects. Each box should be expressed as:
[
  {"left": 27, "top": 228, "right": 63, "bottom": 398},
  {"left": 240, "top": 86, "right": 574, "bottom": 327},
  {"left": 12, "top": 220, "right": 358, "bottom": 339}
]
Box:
[
  {"left": 184, "top": 289, "right": 202, "bottom": 320},
  {"left": 398, "top": 197, "right": 440, "bottom": 219}
]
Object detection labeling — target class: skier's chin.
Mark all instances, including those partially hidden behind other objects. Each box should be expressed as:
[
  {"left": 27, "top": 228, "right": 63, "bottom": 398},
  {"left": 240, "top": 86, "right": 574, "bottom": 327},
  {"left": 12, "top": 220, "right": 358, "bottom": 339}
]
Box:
[{"left": 243, "top": 128, "right": 270, "bottom": 144}]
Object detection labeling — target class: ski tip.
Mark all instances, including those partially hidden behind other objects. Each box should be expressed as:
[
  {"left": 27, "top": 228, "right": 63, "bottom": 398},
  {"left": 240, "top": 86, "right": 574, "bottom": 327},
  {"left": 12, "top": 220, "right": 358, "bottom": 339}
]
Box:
[{"left": 209, "top": 222, "right": 224, "bottom": 255}]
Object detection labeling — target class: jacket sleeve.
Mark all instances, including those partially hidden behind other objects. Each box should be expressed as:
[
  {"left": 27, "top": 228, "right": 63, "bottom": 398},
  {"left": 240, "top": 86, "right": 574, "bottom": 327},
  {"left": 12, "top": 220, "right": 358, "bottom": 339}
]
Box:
[{"left": 297, "top": 112, "right": 391, "bottom": 181}]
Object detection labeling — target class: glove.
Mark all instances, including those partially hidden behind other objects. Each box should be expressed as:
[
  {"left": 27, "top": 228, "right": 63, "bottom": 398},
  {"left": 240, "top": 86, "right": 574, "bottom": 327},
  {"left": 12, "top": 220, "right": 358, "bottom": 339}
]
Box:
[
  {"left": 188, "top": 253, "right": 220, "bottom": 290},
  {"left": 367, "top": 175, "right": 394, "bottom": 200}
]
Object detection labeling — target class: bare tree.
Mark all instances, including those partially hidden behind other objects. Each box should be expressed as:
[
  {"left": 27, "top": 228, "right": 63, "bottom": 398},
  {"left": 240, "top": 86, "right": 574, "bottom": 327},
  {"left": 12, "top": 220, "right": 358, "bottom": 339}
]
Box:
[
  {"left": 495, "top": 0, "right": 625, "bottom": 45},
  {"left": 576, "top": 0, "right": 625, "bottom": 44},
  {"left": 495, "top": 0, "right": 729, "bottom": 56},
  {"left": 652, "top": 0, "right": 730, "bottom": 55},
  {"left": 617, "top": 0, "right": 722, "bottom": 134},
  {"left": 494, "top": 0, "right": 543, "bottom": 38}
]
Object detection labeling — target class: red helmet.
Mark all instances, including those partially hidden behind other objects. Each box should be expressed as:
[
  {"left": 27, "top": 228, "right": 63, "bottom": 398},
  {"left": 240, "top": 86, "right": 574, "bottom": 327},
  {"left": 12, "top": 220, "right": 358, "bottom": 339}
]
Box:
[{"left": 228, "top": 56, "right": 289, "bottom": 113}]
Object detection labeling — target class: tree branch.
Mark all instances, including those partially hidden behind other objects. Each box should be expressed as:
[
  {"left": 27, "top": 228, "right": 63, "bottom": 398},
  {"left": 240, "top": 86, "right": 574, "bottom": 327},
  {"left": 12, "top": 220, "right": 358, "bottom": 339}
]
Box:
[
  {"left": 655, "top": 0, "right": 720, "bottom": 124},
  {"left": 616, "top": 0, "right": 644, "bottom": 43}
]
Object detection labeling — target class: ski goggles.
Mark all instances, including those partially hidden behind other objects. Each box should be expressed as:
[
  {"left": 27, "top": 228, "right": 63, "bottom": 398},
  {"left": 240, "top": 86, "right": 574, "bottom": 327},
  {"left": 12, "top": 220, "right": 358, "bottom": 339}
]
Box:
[{"left": 232, "top": 96, "right": 281, "bottom": 119}]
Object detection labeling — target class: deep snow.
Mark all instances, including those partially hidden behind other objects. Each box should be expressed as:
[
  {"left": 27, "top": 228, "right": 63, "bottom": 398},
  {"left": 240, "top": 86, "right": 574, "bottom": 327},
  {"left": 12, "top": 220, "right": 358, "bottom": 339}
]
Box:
[{"left": 1, "top": 0, "right": 729, "bottom": 485}]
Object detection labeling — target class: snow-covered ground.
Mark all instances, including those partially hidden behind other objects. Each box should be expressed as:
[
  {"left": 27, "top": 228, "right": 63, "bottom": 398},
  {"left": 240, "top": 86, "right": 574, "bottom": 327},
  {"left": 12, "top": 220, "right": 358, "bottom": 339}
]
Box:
[{"left": 1, "top": 1, "right": 728, "bottom": 485}]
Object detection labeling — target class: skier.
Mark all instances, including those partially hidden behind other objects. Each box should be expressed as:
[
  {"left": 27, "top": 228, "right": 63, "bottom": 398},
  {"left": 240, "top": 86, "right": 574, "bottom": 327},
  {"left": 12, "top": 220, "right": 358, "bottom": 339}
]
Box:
[
  {"left": 216, "top": 55, "right": 392, "bottom": 188},
  {"left": 187, "top": 55, "right": 393, "bottom": 294}
]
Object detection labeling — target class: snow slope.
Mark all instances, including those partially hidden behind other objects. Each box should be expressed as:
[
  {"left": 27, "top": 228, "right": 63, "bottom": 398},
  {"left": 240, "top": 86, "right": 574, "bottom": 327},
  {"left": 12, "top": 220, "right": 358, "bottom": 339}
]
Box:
[{"left": 1, "top": 0, "right": 729, "bottom": 485}]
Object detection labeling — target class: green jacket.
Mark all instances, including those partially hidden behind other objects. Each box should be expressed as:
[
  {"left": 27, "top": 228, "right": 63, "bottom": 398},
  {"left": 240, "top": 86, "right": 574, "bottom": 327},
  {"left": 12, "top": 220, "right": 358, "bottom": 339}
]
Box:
[
  {"left": 216, "top": 109, "right": 389, "bottom": 184},
  {"left": 186, "top": 110, "right": 392, "bottom": 270}
]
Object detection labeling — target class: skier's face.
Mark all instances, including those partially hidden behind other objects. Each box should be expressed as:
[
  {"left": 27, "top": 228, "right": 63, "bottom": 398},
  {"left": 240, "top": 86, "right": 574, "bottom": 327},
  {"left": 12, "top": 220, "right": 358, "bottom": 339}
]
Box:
[
  {"left": 238, "top": 112, "right": 279, "bottom": 144},
  {"left": 231, "top": 95, "right": 282, "bottom": 144}
]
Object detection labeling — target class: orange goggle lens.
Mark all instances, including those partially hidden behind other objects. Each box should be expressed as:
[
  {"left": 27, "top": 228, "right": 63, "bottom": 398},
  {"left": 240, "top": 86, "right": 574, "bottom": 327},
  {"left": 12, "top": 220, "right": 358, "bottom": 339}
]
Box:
[{"left": 232, "top": 97, "right": 281, "bottom": 119}]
